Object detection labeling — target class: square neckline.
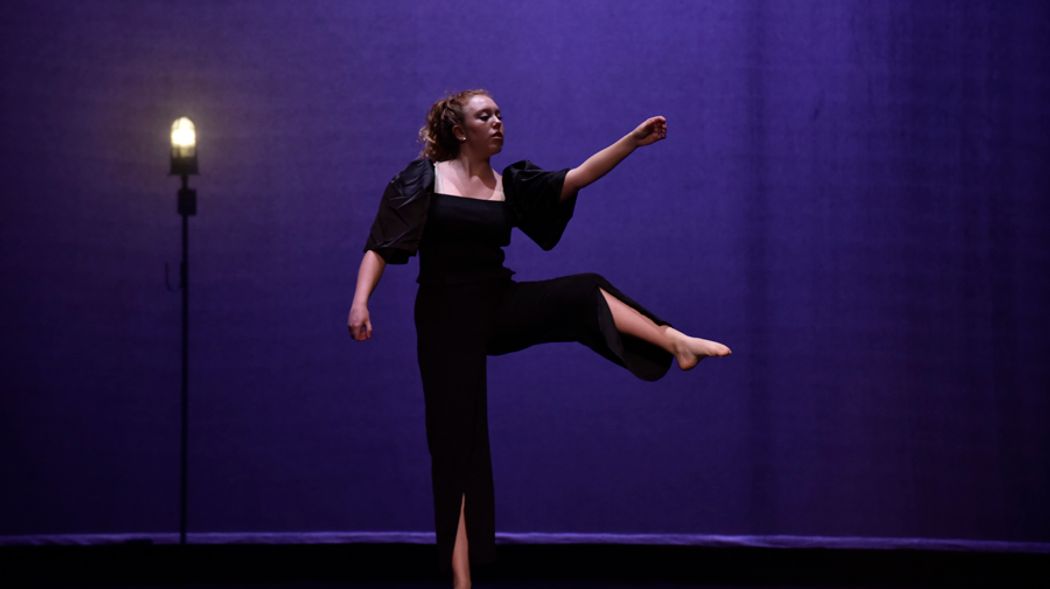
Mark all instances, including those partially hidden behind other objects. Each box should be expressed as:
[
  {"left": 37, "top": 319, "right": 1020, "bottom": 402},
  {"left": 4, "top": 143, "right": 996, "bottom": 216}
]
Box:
[{"left": 433, "top": 161, "right": 506, "bottom": 203}]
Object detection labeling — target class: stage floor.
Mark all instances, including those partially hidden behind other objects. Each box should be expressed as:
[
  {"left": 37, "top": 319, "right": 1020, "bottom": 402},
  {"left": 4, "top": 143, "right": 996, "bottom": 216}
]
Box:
[{"left": 3, "top": 542, "right": 1047, "bottom": 587}]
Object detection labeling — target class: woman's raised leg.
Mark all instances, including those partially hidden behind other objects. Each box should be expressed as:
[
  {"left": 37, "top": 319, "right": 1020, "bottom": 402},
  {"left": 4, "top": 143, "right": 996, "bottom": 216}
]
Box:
[
  {"left": 598, "top": 287, "right": 731, "bottom": 370},
  {"left": 487, "top": 274, "right": 728, "bottom": 380}
]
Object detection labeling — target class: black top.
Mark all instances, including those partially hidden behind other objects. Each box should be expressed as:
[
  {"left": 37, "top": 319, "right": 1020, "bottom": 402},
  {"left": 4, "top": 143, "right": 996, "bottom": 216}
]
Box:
[
  {"left": 417, "top": 193, "right": 515, "bottom": 285},
  {"left": 363, "top": 158, "right": 580, "bottom": 267}
]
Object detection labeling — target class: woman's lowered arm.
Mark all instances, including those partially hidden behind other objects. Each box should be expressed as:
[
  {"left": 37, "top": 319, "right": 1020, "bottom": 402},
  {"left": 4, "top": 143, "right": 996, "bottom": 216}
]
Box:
[
  {"left": 561, "top": 115, "right": 668, "bottom": 201},
  {"left": 348, "top": 249, "right": 387, "bottom": 341}
]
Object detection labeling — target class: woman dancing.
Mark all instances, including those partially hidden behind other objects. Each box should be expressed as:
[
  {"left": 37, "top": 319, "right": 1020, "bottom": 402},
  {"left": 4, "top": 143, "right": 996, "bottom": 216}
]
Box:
[{"left": 348, "top": 89, "right": 730, "bottom": 588}]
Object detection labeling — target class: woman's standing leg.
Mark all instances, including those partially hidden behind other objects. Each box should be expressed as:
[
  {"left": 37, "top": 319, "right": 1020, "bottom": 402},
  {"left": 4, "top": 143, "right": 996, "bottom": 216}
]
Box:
[
  {"left": 452, "top": 494, "right": 469, "bottom": 586},
  {"left": 415, "top": 283, "right": 499, "bottom": 587}
]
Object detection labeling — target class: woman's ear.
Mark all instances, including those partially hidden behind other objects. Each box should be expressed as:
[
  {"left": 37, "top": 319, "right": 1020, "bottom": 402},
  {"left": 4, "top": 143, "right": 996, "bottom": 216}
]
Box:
[{"left": 452, "top": 124, "right": 466, "bottom": 142}]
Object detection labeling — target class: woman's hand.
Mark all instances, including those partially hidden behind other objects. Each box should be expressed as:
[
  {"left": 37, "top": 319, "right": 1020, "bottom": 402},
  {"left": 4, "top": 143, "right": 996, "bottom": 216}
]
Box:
[
  {"left": 629, "top": 115, "right": 667, "bottom": 147},
  {"left": 348, "top": 303, "right": 373, "bottom": 341}
]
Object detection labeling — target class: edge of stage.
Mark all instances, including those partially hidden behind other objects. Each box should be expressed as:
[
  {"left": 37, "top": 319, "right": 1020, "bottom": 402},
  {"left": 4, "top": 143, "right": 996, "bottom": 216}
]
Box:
[{"left": 2, "top": 533, "right": 1048, "bottom": 586}]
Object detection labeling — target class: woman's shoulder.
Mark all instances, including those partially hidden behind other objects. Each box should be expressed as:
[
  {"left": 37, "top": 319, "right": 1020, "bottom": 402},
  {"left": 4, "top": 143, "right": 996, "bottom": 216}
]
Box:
[
  {"left": 387, "top": 158, "right": 435, "bottom": 189},
  {"left": 500, "top": 159, "right": 537, "bottom": 176},
  {"left": 501, "top": 159, "right": 566, "bottom": 180},
  {"left": 500, "top": 160, "right": 568, "bottom": 197},
  {"left": 395, "top": 157, "right": 433, "bottom": 176}
]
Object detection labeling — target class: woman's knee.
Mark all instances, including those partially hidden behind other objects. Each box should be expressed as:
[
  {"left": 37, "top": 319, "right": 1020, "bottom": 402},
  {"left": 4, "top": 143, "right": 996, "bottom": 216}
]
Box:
[
  {"left": 566, "top": 272, "right": 611, "bottom": 301},
  {"left": 574, "top": 272, "right": 608, "bottom": 286}
]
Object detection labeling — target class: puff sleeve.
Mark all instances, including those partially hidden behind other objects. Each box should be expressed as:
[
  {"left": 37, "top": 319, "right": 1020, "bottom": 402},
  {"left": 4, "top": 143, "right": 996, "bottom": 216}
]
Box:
[
  {"left": 501, "top": 160, "right": 579, "bottom": 251},
  {"left": 362, "top": 159, "right": 433, "bottom": 264}
]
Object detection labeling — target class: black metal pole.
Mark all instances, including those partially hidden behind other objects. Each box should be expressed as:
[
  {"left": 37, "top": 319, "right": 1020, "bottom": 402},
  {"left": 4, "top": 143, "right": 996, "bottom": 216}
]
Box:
[{"left": 180, "top": 174, "right": 190, "bottom": 545}]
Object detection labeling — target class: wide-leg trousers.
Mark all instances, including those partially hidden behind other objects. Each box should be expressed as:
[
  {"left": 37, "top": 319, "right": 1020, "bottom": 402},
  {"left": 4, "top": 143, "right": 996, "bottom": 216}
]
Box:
[{"left": 413, "top": 272, "right": 673, "bottom": 573}]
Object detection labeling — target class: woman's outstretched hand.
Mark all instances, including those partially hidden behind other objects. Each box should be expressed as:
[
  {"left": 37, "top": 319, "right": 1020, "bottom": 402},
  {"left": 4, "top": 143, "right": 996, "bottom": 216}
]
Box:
[
  {"left": 348, "top": 303, "right": 373, "bottom": 341},
  {"left": 564, "top": 115, "right": 668, "bottom": 197},
  {"left": 629, "top": 115, "right": 667, "bottom": 147}
]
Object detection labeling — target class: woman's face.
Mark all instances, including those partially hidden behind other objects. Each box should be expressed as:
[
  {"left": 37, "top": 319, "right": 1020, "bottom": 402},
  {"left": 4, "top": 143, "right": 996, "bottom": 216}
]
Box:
[{"left": 457, "top": 94, "right": 503, "bottom": 156}]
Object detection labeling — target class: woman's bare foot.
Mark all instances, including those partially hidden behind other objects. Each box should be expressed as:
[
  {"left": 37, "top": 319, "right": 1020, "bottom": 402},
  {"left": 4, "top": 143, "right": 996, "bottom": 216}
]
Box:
[{"left": 662, "top": 326, "right": 732, "bottom": 371}]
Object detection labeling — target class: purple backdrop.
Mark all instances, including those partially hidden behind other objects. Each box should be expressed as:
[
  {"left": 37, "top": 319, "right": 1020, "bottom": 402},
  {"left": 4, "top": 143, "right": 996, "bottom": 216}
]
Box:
[{"left": 2, "top": 0, "right": 1048, "bottom": 549}]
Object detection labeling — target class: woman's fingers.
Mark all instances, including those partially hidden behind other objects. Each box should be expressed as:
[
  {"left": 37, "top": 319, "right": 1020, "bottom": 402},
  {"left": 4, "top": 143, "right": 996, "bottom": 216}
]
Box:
[
  {"left": 634, "top": 116, "right": 667, "bottom": 146},
  {"left": 651, "top": 116, "right": 667, "bottom": 137},
  {"left": 348, "top": 305, "right": 373, "bottom": 341},
  {"left": 350, "top": 321, "right": 367, "bottom": 341}
]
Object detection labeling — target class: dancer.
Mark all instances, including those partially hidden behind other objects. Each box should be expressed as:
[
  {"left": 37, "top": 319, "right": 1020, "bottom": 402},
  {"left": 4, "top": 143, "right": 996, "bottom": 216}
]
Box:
[{"left": 348, "top": 89, "right": 730, "bottom": 588}]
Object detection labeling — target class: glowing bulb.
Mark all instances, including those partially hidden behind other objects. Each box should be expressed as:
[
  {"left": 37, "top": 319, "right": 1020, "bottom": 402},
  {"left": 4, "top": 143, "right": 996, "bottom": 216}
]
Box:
[
  {"left": 171, "top": 117, "right": 196, "bottom": 149},
  {"left": 170, "top": 117, "right": 199, "bottom": 175}
]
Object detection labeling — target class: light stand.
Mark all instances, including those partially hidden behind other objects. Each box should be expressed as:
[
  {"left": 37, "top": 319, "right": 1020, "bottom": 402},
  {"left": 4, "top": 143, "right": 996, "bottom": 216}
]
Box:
[{"left": 170, "top": 117, "right": 198, "bottom": 546}]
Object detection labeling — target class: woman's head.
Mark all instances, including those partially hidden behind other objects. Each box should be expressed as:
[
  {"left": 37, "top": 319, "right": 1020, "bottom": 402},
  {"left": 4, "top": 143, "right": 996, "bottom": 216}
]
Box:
[{"left": 419, "top": 89, "right": 503, "bottom": 161}]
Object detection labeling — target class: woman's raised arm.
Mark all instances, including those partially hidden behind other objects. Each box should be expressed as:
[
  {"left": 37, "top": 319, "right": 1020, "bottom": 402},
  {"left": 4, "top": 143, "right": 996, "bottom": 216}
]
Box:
[{"left": 561, "top": 115, "right": 667, "bottom": 201}]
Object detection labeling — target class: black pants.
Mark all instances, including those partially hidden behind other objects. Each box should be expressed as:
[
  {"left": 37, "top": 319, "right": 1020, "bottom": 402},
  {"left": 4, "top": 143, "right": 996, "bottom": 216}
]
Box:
[{"left": 414, "top": 272, "right": 673, "bottom": 573}]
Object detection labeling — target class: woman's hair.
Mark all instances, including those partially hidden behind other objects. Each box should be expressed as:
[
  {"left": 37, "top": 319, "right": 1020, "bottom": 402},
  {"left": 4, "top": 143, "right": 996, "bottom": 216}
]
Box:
[{"left": 418, "top": 88, "right": 492, "bottom": 161}]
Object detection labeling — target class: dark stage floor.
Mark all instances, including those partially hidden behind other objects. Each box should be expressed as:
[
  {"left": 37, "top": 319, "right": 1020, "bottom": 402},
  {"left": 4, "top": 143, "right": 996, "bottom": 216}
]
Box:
[{"left": 3, "top": 542, "right": 1048, "bottom": 588}]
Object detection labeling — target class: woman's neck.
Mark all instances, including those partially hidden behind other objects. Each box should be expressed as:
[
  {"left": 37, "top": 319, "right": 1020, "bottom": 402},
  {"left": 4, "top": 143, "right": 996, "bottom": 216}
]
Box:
[{"left": 447, "top": 152, "right": 494, "bottom": 182}]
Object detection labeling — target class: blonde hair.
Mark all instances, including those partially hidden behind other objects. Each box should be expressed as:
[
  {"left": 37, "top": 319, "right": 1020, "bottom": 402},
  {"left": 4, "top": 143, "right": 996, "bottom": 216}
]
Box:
[{"left": 418, "top": 89, "right": 493, "bottom": 161}]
